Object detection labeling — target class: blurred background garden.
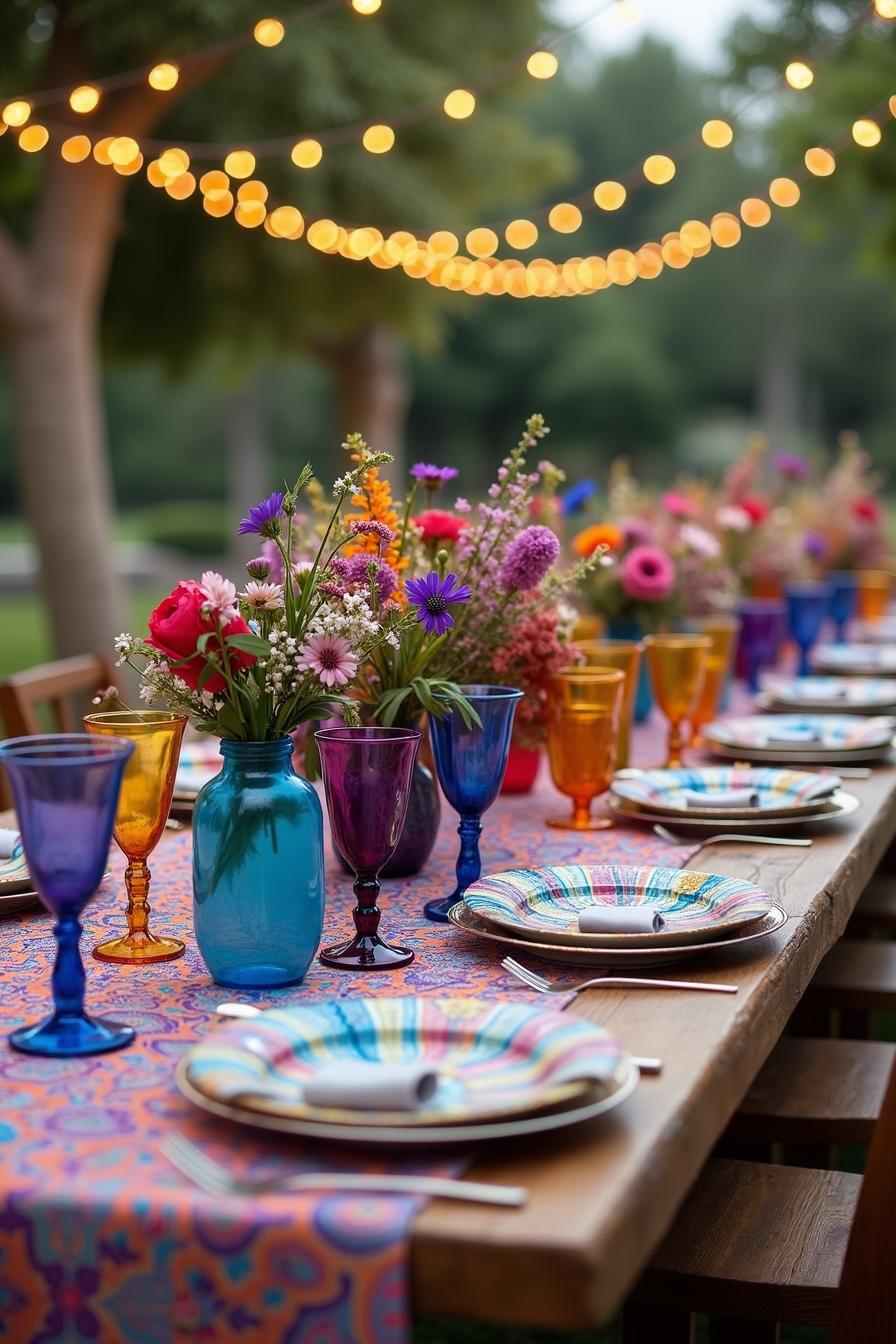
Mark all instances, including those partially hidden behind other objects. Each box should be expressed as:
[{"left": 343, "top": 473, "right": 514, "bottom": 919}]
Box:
[{"left": 1, "top": 0, "right": 896, "bottom": 680}]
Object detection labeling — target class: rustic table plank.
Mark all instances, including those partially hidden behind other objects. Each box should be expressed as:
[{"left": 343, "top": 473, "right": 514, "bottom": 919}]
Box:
[{"left": 410, "top": 768, "right": 896, "bottom": 1328}]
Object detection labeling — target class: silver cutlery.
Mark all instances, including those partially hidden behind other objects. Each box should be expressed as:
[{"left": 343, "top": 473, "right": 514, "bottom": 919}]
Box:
[
  {"left": 214, "top": 1000, "right": 665, "bottom": 1074},
  {"left": 501, "top": 955, "right": 737, "bottom": 997},
  {"left": 653, "top": 823, "right": 812, "bottom": 848},
  {"left": 161, "top": 1133, "right": 527, "bottom": 1207}
]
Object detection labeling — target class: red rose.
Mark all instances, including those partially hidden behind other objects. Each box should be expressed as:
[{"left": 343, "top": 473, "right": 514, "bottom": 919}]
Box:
[
  {"left": 414, "top": 509, "right": 467, "bottom": 543},
  {"left": 739, "top": 494, "right": 770, "bottom": 524},
  {"left": 147, "top": 580, "right": 256, "bottom": 693},
  {"left": 853, "top": 495, "right": 881, "bottom": 523}
]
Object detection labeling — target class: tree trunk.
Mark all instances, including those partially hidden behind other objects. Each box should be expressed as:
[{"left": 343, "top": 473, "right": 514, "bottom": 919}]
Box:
[
  {"left": 7, "top": 311, "right": 126, "bottom": 656},
  {"left": 327, "top": 325, "right": 410, "bottom": 480},
  {"left": 758, "top": 237, "right": 801, "bottom": 455}
]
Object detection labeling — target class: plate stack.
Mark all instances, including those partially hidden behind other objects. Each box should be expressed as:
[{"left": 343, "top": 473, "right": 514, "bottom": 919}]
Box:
[
  {"left": 449, "top": 862, "right": 786, "bottom": 968},
  {"left": 609, "top": 764, "right": 859, "bottom": 832},
  {"left": 703, "top": 713, "right": 895, "bottom": 764},
  {"left": 0, "top": 834, "right": 40, "bottom": 916},
  {"left": 757, "top": 675, "right": 896, "bottom": 716},
  {"left": 178, "top": 997, "right": 637, "bottom": 1146},
  {"left": 811, "top": 644, "right": 896, "bottom": 677},
  {"left": 170, "top": 742, "right": 222, "bottom": 816}
]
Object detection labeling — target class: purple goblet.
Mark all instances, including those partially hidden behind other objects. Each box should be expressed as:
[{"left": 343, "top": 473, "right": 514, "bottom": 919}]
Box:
[
  {"left": 735, "top": 599, "right": 787, "bottom": 693},
  {"left": 315, "top": 726, "right": 421, "bottom": 970}
]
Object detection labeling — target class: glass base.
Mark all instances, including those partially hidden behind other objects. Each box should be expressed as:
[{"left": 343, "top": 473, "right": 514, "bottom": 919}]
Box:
[
  {"left": 211, "top": 964, "right": 309, "bottom": 989},
  {"left": 319, "top": 932, "right": 414, "bottom": 970},
  {"left": 10, "top": 1012, "right": 135, "bottom": 1057},
  {"left": 546, "top": 814, "right": 612, "bottom": 831},
  {"left": 93, "top": 930, "right": 185, "bottom": 964},
  {"left": 423, "top": 893, "right": 461, "bottom": 924}
]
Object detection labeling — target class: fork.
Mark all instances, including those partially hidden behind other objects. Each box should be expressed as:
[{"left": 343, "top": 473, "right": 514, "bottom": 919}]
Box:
[
  {"left": 501, "top": 955, "right": 737, "bottom": 998},
  {"left": 161, "top": 1133, "right": 527, "bottom": 1207},
  {"left": 653, "top": 823, "right": 812, "bottom": 848}
]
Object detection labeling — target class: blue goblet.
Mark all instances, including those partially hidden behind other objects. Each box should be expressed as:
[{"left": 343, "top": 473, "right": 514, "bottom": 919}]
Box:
[
  {"left": 425, "top": 685, "right": 523, "bottom": 923},
  {"left": 0, "top": 733, "right": 136, "bottom": 1056},
  {"left": 736, "top": 599, "right": 786, "bottom": 693},
  {"left": 785, "top": 581, "right": 832, "bottom": 677},
  {"left": 828, "top": 571, "right": 858, "bottom": 643}
]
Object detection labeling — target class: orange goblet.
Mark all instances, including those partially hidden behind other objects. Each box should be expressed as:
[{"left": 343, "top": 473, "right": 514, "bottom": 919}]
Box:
[
  {"left": 643, "top": 634, "right": 710, "bottom": 768},
  {"left": 83, "top": 709, "right": 187, "bottom": 963},
  {"left": 688, "top": 617, "right": 739, "bottom": 749},
  {"left": 856, "top": 569, "right": 892, "bottom": 625},
  {"left": 545, "top": 668, "right": 624, "bottom": 830},
  {"left": 573, "top": 639, "right": 642, "bottom": 768}
]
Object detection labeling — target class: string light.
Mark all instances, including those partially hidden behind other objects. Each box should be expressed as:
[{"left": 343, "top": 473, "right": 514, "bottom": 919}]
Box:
[
  {"left": 740, "top": 196, "right": 772, "bottom": 227},
  {"left": 114, "top": 153, "right": 144, "bottom": 176},
  {"left": 891, "top": 95, "right": 896, "bottom": 117},
  {"left": 235, "top": 200, "right": 267, "bottom": 228},
  {"left": 710, "top": 212, "right": 741, "bottom": 247},
  {"left": 785, "top": 61, "right": 814, "bottom": 90},
  {"left": 148, "top": 63, "right": 179, "bottom": 91},
  {"left": 526, "top": 50, "right": 558, "bottom": 79},
  {"left": 769, "top": 176, "right": 800, "bottom": 206},
  {"left": 307, "top": 218, "right": 339, "bottom": 250},
  {"left": 69, "top": 85, "right": 100, "bottom": 113},
  {"left": 643, "top": 154, "right": 675, "bottom": 184},
  {"left": 852, "top": 117, "right": 882, "bottom": 146},
  {"left": 548, "top": 202, "right": 582, "bottom": 233},
  {"left": 466, "top": 227, "right": 499, "bottom": 257},
  {"left": 224, "top": 149, "right": 256, "bottom": 178},
  {"left": 269, "top": 205, "right": 304, "bottom": 236},
  {"left": 200, "top": 168, "right": 229, "bottom": 196},
  {"left": 593, "top": 180, "right": 626, "bottom": 210},
  {"left": 2, "top": 101, "right": 31, "bottom": 127},
  {"left": 108, "top": 136, "right": 140, "bottom": 165},
  {"left": 18, "top": 124, "right": 48, "bottom": 152},
  {"left": 805, "top": 146, "right": 836, "bottom": 175},
  {"left": 443, "top": 89, "right": 475, "bottom": 119},
  {"left": 204, "top": 191, "right": 234, "bottom": 217},
  {"left": 61, "top": 134, "right": 91, "bottom": 162},
  {"left": 505, "top": 219, "right": 538, "bottom": 249},
  {"left": 362, "top": 123, "right": 394, "bottom": 153},
  {"left": 166, "top": 173, "right": 196, "bottom": 200},
  {"left": 159, "top": 147, "right": 190, "bottom": 177},
  {"left": 874, "top": 0, "right": 896, "bottom": 16},
  {"left": 352, "top": 0, "right": 382, "bottom": 11},
  {"left": 92, "top": 137, "right": 114, "bottom": 165},
  {"left": 237, "top": 180, "right": 269, "bottom": 202},
  {"left": 702, "top": 119, "right": 734, "bottom": 148},
  {"left": 253, "top": 18, "right": 285, "bottom": 46},
  {"left": 291, "top": 138, "right": 323, "bottom": 168}
]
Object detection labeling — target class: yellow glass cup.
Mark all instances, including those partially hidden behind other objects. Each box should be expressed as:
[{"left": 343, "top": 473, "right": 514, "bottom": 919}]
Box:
[
  {"left": 687, "top": 617, "right": 739, "bottom": 749},
  {"left": 643, "top": 634, "right": 710, "bottom": 769},
  {"left": 83, "top": 709, "right": 187, "bottom": 964},
  {"left": 545, "top": 668, "right": 624, "bottom": 831},
  {"left": 572, "top": 640, "right": 642, "bottom": 768},
  {"left": 856, "top": 569, "right": 892, "bottom": 624}
]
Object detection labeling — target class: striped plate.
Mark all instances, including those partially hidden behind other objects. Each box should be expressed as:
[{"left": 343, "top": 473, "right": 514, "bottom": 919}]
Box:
[
  {"left": 463, "top": 864, "right": 772, "bottom": 948},
  {"left": 811, "top": 644, "right": 896, "bottom": 676},
  {"left": 185, "top": 998, "right": 626, "bottom": 1129},
  {"left": 705, "top": 713, "right": 895, "bottom": 754},
  {"left": 761, "top": 676, "right": 896, "bottom": 713},
  {"left": 611, "top": 766, "right": 841, "bottom": 818},
  {"left": 0, "top": 839, "right": 30, "bottom": 893}
]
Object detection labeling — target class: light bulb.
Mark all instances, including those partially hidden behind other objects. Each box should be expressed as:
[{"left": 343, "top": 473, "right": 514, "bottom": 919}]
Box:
[
  {"left": 443, "top": 89, "right": 475, "bottom": 119},
  {"left": 148, "top": 63, "right": 179, "bottom": 91},
  {"left": 852, "top": 118, "right": 882, "bottom": 147},
  {"left": 269, "top": 206, "right": 304, "bottom": 238},
  {"left": 165, "top": 172, "right": 196, "bottom": 200},
  {"left": 352, "top": 0, "right": 382, "bottom": 11},
  {"left": 740, "top": 197, "right": 771, "bottom": 227},
  {"left": 108, "top": 136, "right": 140, "bottom": 166},
  {"left": 643, "top": 154, "right": 675, "bottom": 184},
  {"left": 362, "top": 124, "right": 394, "bottom": 153},
  {"left": 804, "top": 146, "right": 835, "bottom": 176},
  {"left": 702, "top": 119, "right": 733, "bottom": 148},
  {"left": 159, "top": 147, "right": 189, "bottom": 178},
  {"left": 466, "top": 227, "right": 498, "bottom": 258},
  {"left": 593, "top": 180, "right": 626, "bottom": 210},
  {"left": 291, "top": 139, "right": 323, "bottom": 168},
  {"left": 526, "top": 50, "right": 558, "bottom": 79},
  {"left": 2, "top": 101, "right": 31, "bottom": 127},
  {"left": 785, "top": 61, "right": 813, "bottom": 90},
  {"left": 237, "top": 179, "right": 268, "bottom": 203},
  {"left": 61, "top": 134, "right": 91, "bottom": 162},
  {"left": 769, "top": 177, "right": 800, "bottom": 207},
  {"left": 224, "top": 149, "right": 256, "bottom": 179},
  {"left": 69, "top": 85, "right": 100, "bottom": 114},
  {"left": 18, "top": 124, "right": 48, "bottom": 152},
  {"left": 505, "top": 219, "right": 538, "bottom": 249},
  {"left": 253, "top": 18, "right": 285, "bottom": 46}
]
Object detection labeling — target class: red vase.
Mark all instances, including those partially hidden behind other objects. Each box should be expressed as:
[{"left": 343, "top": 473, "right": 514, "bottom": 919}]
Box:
[{"left": 501, "top": 743, "right": 541, "bottom": 795}]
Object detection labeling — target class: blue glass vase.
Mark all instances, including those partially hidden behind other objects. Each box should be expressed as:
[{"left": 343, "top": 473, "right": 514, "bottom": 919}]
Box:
[
  {"left": 425, "top": 685, "right": 523, "bottom": 923},
  {"left": 606, "top": 618, "right": 652, "bottom": 721},
  {"left": 192, "top": 737, "right": 324, "bottom": 988}
]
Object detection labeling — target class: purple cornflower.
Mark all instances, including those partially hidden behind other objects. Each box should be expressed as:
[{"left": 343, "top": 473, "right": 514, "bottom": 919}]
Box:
[
  {"left": 343, "top": 553, "right": 398, "bottom": 601},
  {"left": 238, "top": 491, "right": 285, "bottom": 537},
  {"left": 498, "top": 525, "right": 560, "bottom": 591},
  {"left": 406, "top": 571, "right": 472, "bottom": 636},
  {"left": 348, "top": 519, "right": 396, "bottom": 545},
  {"left": 410, "top": 463, "right": 459, "bottom": 491},
  {"left": 773, "top": 452, "right": 812, "bottom": 482},
  {"left": 246, "top": 556, "right": 271, "bottom": 580},
  {"left": 803, "top": 530, "right": 828, "bottom": 560}
]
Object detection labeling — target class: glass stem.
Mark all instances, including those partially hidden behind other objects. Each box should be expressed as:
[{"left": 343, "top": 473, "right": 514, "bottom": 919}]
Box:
[
  {"left": 455, "top": 816, "right": 483, "bottom": 897},
  {"left": 668, "top": 721, "right": 684, "bottom": 769},
  {"left": 352, "top": 876, "right": 381, "bottom": 940},
  {"left": 52, "top": 913, "right": 86, "bottom": 1020},
  {"left": 573, "top": 799, "right": 592, "bottom": 826},
  {"left": 124, "top": 859, "right": 152, "bottom": 939}
]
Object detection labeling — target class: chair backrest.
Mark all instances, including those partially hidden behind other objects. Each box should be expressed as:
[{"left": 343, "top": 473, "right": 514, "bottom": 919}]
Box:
[
  {"left": 832, "top": 1048, "right": 896, "bottom": 1343},
  {"left": 0, "top": 652, "right": 117, "bottom": 737}
]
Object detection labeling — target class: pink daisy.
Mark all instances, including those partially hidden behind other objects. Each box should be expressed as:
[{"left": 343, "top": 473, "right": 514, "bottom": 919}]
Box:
[
  {"left": 297, "top": 634, "right": 358, "bottom": 688},
  {"left": 199, "top": 570, "right": 239, "bottom": 622},
  {"left": 240, "top": 580, "right": 285, "bottom": 611}
]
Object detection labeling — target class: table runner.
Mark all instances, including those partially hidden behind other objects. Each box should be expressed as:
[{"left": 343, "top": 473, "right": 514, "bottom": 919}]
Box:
[{"left": 0, "top": 737, "right": 700, "bottom": 1344}]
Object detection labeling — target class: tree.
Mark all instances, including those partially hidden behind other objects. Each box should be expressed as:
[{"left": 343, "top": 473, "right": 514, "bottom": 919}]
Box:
[{"left": 0, "top": 0, "right": 570, "bottom": 656}]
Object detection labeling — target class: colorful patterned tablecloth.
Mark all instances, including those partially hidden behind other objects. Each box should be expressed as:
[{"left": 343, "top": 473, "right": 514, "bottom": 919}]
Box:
[{"left": 0, "top": 729, "right": 698, "bottom": 1344}]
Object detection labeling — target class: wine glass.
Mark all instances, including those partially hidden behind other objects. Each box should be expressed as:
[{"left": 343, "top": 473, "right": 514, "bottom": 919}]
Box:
[
  {"left": 736, "top": 599, "right": 786, "bottom": 693},
  {"left": 828, "top": 571, "right": 858, "bottom": 643},
  {"left": 643, "top": 634, "right": 710, "bottom": 768},
  {"left": 83, "top": 709, "right": 187, "bottom": 963},
  {"left": 856, "top": 569, "right": 892, "bottom": 625},
  {"left": 315, "top": 726, "right": 421, "bottom": 969},
  {"left": 572, "top": 640, "right": 641, "bottom": 768},
  {"left": 0, "top": 733, "right": 135, "bottom": 1056},
  {"left": 785, "top": 581, "right": 832, "bottom": 677},
  {"left": 688, "top": 617, "right": 739, "bottom": 748},
  {"left": 545, "top": 668, "right": 623, "bottom": 830},
  {"left": 425, "top": 685, "right": 523, "bottom": 923}
]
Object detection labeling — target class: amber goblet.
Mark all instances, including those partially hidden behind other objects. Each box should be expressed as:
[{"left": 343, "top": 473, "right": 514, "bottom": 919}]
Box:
[
  {"left": 83, "top": 709, "right": 187, "bottom": 963},
  {"left": 643, "top": 635, "right": 710, "bottom": 769},
  {"left": 687, "top": 618, "right": 739, "bottom": 749},
  {"left": 572, "top": 640, "right": 642, "bottom": 768},
  {"left": 545, "top": 669, "right": 624, "bottom": 831},
  {"left": 856, "top": 570, "right": 892, "bottom": 625}
]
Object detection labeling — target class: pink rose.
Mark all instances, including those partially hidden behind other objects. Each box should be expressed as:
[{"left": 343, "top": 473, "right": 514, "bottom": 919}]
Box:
[
  {"left": 620, "top": 545, "right": 675, "bottom": 603},
  {"left": 147, "top": 580, "right": 256, "bottom": 692}
]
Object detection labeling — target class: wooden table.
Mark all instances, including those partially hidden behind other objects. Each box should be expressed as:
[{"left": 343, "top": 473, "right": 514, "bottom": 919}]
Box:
[{"left": 410, "top": 765, "right": 896, "bottom": 1329}]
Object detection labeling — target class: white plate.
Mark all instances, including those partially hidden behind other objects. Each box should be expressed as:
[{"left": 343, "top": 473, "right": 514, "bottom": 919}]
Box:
[
  {"left": 175, "top": 1053, "right": 638, "bottom": 1149},
  {"left": 0, "top": 889, "right": 42, "bottom": 916},
  {"left": 608, "top": 791, "right": 860, "bottom": 831},
  {"left": 811, "top": 644, "right": 896, "bottom": 676},
  {"left": 758, "top": 676, "right": 896, "bottom": 714},
  {"left": 448, "top": 899, "right": 788, "bottom": 968},
  {"left": 708, "top": 742, "right": 893, "bottom": 765}
]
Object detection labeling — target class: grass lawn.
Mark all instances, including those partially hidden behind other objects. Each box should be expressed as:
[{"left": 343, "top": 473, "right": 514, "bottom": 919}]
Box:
[{"left": 0, "top": 590, "right": 167, "bottom": 679}]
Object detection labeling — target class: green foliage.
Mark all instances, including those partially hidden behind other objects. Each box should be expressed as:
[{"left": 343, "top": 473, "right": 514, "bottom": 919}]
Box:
[{"left": 137, "top": 500, "right": 229, "bottom": 554}]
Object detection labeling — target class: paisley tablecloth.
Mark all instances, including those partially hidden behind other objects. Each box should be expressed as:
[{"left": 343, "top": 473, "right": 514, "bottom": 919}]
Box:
[{"left": 0, "top": 742, "right": 697, "bottom": 1344}]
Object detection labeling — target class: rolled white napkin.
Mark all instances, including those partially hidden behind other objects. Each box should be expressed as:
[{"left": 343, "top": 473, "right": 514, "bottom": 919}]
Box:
[
  {"left": 303, "top": 1061, "right": 438, "bottom": 1110},
  {"left": 578, "top": 905, "right": 665, "bottom": 934},
  {"left": 681, "top": 788, "right": 759, "bottom": 809},
  {"left": 0, "top": 829, "right": 20, "bottom": 859},
  {"left": 800, "top": 774, "right": 842, "bottom": 800},
  {"left": 763, "top": 727, "right": 824, "bottom": 745}
]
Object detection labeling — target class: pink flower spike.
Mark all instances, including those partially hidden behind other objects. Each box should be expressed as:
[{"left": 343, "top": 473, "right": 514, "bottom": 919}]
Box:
[
  {"left": 297, "top": 634, "right": 358, "bottom": 688},
  {"left": 199, "top": 571, "right": 239, "bottom": 621}
]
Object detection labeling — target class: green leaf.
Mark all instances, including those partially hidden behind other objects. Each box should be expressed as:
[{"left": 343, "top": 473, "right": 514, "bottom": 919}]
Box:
[
  {"left": 224, "top": 634, "right": 272, "bottom": 656},
  {"left": 197, "top": 661, "right": 217, "bottom": 693}
]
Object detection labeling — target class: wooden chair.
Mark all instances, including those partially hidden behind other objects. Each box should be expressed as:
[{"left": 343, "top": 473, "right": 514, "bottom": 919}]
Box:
[
  {"left": 847, "top": 872, "right": 896, "bottom": 936},
  {"left": 623, "top": 1049, "right": 896, "bottom": 1343},
  {"left": 0, "top": 651, "right": 117, "bottom": 738}
]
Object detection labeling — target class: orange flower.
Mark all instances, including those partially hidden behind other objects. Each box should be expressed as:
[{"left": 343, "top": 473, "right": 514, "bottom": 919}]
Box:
[
  {"left": 344, "top": 465, "right": 408, "bottom": 576},
  {"left": 573, "top": 523, "right": 623, "bottom": 557}
]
